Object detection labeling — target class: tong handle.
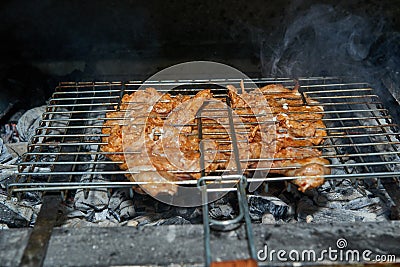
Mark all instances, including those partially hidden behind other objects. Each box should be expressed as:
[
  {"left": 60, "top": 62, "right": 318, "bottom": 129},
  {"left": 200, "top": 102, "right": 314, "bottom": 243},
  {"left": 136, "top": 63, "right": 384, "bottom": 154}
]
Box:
[{"left": 210, "top": 258, "right": 258, "bottom": 267}]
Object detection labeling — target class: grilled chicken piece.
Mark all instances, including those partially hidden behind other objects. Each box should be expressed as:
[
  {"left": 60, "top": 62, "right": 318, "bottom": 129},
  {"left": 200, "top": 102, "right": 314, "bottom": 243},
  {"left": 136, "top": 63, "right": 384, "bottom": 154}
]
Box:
[
  {"left": 102, "top": 88, "right": 240, "bottom": 196},
  {"left": 273, "top": 157, "right": 330, "bottom": 192},
  {"left": 227, "top": 83, "right": 329, "bottom": 192},
  {"left": 102, "top": 83, "right": 330, "bottom": 195}
]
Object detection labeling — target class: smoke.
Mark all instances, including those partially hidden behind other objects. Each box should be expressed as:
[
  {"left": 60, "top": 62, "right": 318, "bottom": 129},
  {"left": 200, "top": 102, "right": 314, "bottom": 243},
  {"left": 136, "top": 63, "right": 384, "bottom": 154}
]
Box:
[
  {"left": 255, "top": 3, "right": 400, "bottom": 105},
  {"left": 261, "top": 4, "right": 382, "bottom": 77}
]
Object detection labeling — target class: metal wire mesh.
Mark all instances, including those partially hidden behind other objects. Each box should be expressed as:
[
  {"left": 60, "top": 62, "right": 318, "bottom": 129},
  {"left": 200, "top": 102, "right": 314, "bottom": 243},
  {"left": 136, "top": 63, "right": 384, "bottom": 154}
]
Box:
[{"left": 8, "top": 77, "right": 400, "bottom": 195}]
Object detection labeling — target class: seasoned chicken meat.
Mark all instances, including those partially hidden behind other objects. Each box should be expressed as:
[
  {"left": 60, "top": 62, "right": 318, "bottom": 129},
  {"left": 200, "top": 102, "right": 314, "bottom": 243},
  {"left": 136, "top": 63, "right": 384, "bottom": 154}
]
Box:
[
  {"left": 227, "top": 83, "right": 329, "bottom": 192},
  {"left": 102, "top": 83, "right": 330, "bottom": 195}
]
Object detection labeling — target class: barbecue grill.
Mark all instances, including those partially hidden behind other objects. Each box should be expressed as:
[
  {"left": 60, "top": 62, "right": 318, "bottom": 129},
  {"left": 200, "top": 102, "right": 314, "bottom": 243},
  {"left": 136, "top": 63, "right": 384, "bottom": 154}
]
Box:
[{"left": 8, "top": 77, "right": 400, "bottom": 266}]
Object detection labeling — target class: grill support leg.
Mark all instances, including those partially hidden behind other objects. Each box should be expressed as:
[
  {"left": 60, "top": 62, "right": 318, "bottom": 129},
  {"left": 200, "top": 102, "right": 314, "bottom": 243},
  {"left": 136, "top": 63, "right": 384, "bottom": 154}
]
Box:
[{"left": 19, "top": 194, "right": 61, "bottom": 267}]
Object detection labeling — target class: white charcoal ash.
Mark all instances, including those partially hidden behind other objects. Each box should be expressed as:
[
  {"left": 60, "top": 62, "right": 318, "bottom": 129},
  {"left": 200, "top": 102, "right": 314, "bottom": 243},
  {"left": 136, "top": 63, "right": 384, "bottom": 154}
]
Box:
[
  {"left": 17, "top": 105, "right": 69, "bottom": 143},
  {"left": 81, "top": 106, "right": 107, "bottom": 155},
  {"left": 74, "top": 175, "right": 110, "bottom": 212},
  {"left": 261, "top": 213, "right": 276, "bottom": 224},
  {"left": 0, "top": 194, "right": 41, "bottom": 228},
  {"left": 17, "top": 106, "right": 47, "bottom": 142},
  {"left": 108, "top": 189, "right": 135, "bottom": 222},
  {"left": 1, "top": 123, "right": 19, "bottom": 143},
  {"left": 126, "top": 213, "right": 191, "bottom": 227},
  {"left": 5, "top": 142, "right": 28, "bottom": 159},
  {"left": 0, "top": 137, "right": 12, "bottom": 163},
  {"left": 296, "top": 196, "right": 381, "bottom": 223},
  {"left": 0, "top": 168, "right": 18, "bottom": 191},
  {"left": 248, "top": 195, "right": 294, "bottom": 221},
  {"left": 296, "top": 180, "right": 392, "bottom": 223},
  {"left": 209, "top": 204, "right": 234, "bottom": 220}
]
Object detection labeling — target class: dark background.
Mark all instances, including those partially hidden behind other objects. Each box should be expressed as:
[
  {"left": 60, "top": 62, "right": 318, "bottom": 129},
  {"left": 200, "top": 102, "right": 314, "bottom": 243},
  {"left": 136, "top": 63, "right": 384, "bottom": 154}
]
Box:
[{"left": 0, "top": 0, "right": 399, "bottom": 111}]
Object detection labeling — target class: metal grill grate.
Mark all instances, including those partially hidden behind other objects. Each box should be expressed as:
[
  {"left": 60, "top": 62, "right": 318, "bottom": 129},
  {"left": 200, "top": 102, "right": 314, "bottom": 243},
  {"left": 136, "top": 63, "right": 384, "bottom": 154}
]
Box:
[{"left": 8, "top": 77, "right": 400, "bottom": 195}]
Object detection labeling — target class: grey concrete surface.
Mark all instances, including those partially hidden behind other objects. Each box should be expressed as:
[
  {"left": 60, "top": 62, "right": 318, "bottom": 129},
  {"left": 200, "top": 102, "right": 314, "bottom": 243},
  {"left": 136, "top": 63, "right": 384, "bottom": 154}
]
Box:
[
  {"left": 1, "top": 221, "right": 399, "bottom": 266},
  {"left": 0, "top": 228, "right": 31, "bottom": 267}
]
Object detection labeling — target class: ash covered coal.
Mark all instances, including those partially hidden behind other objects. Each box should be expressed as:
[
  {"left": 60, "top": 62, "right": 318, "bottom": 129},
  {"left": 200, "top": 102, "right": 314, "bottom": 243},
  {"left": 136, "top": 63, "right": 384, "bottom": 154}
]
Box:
[
  {"left": 0, "top": 138, "right": 11, "bottom": 164},
  {"left": 59, "top": 176, "right": 394, "bottom": 228},
  {"left": 0, "top": 105, "right": 69, "bottom": 229},
  {"left": 248, "top": 195, "right": 293, "bottom": 222},
  {"left": 297, "top": 180, "right": 391, "bottom": 223}
]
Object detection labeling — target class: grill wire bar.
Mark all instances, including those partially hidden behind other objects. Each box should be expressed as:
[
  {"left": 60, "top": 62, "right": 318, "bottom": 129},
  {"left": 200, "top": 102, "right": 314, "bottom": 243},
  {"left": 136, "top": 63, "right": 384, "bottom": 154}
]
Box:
[
  {"left": 6, "top": 78, "right": 400, "bottom": 266},
  {"left": 8, "top": 78, "right": 400, "bottom": 195}
]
